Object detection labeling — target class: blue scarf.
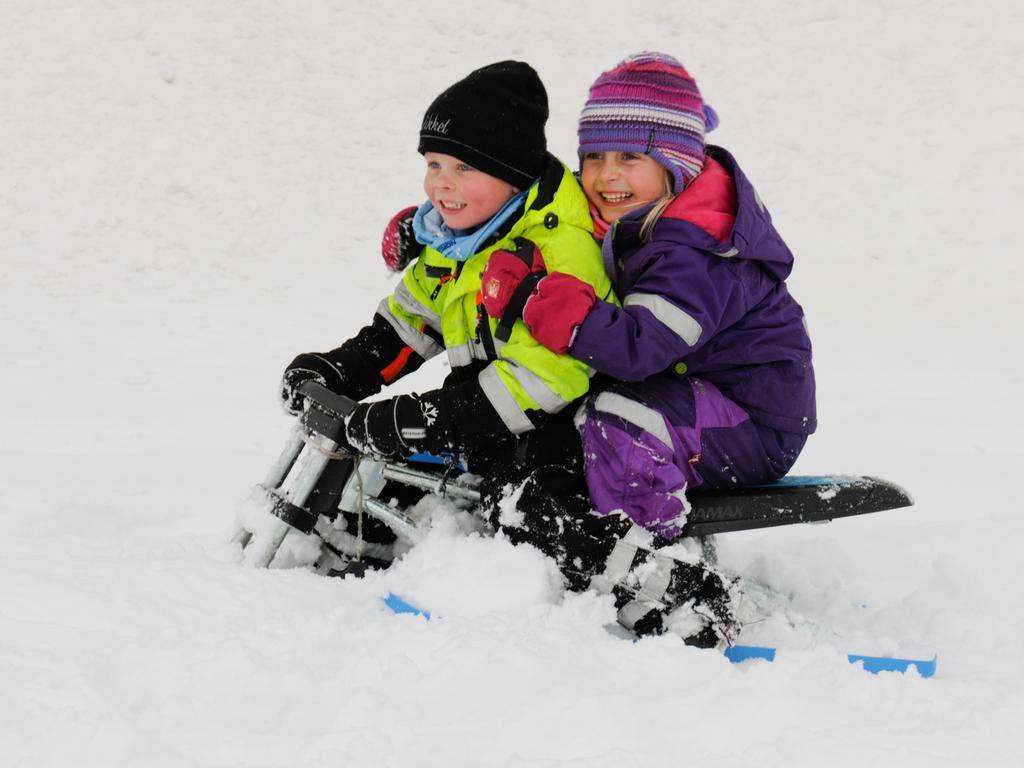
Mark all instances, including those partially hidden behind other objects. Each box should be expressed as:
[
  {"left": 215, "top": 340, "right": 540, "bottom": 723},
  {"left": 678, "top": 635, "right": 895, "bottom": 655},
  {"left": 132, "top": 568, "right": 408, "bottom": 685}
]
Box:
[{"left": 412, "top": 190, "right": 527, "bottom": 262}]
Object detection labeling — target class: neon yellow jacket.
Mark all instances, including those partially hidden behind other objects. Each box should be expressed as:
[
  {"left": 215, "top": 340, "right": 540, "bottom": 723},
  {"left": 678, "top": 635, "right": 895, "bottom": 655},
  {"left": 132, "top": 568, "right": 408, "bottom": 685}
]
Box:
[{"left": 378, "top": 158, "right": 615, "bottom": 434}]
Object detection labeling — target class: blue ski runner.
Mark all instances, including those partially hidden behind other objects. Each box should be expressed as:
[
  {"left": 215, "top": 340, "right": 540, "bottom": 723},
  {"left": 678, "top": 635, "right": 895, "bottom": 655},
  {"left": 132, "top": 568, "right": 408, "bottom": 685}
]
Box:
[{"left": 382, "top": 592, "right": 937, "bottom": 678}]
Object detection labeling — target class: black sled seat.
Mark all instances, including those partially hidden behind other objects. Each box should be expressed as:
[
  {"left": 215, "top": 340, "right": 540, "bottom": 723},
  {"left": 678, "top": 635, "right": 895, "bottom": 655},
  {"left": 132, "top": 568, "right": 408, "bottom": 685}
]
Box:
[{"left": 680, "top": 475, "right": 913, "bottom": 537}]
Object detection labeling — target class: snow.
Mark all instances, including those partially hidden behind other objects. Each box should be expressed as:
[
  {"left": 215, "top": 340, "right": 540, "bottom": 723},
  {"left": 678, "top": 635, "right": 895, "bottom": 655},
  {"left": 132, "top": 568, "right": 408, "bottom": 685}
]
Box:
[{"left": 2, "top": 0, "right": 1023, "bottom": 765}]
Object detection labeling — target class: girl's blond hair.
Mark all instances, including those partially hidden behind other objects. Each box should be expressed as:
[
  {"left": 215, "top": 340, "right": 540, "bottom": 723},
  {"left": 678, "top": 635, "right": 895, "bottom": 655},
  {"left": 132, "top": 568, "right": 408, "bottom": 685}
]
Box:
[{"left": 638, "top": 168, "right": 676, "bottom": 241}]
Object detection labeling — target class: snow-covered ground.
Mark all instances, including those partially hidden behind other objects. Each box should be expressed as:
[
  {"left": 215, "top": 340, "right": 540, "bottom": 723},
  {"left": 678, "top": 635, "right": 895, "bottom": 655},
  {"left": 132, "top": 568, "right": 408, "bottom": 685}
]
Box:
[{"left": 3, "top": 1, "right": 1023, "bottom": 765}]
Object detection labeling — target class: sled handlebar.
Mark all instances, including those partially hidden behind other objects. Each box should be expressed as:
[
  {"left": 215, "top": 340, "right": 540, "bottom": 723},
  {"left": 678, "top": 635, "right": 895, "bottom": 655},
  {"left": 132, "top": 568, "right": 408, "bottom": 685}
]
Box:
[{"left": 297, "top": 380, "right": 358, "bottom": 419}]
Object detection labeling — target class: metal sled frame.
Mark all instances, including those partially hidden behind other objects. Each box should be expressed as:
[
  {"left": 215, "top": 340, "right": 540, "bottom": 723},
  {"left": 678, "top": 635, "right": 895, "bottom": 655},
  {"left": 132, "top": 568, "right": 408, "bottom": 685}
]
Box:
[{"left": 235, "top": 382, "right": 913, "bottom": 569}]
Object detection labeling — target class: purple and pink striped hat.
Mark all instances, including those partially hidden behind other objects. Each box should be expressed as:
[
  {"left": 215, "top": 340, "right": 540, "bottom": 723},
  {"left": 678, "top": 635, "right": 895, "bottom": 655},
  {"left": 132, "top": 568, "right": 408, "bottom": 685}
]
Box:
[{"left": 577, "top": 52, "right": 719, "bottom": 193}]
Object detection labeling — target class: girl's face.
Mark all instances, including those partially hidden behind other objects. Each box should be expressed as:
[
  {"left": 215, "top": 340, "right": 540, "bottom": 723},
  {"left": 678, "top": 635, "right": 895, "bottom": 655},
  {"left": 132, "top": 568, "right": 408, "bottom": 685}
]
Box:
[
  {"left": 581, "top": 151, "right": 672, "bottom": 223},
  {"left": 423, "top": 152, "right": 519, "bottom": 230}
]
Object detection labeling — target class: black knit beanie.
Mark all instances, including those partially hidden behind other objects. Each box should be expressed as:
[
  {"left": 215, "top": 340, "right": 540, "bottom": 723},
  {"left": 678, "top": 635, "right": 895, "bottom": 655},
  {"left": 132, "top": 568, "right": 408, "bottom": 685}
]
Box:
[{"left": 418, "top": 61, "right": 549, "bottom": 190}]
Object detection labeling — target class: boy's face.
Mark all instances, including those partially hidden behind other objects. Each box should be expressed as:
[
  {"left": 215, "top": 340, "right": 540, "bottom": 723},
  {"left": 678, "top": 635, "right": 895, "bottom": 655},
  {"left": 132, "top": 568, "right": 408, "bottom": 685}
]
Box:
[{"left": 423, "top": 152, "right": 519, "bottom": 230}]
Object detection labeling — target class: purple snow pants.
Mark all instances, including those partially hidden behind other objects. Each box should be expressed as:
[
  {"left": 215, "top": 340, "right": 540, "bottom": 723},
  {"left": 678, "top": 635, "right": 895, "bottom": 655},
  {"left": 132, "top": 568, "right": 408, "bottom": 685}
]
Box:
[{"left": 578, "top": 375, "right": 807, "bottom": 539}]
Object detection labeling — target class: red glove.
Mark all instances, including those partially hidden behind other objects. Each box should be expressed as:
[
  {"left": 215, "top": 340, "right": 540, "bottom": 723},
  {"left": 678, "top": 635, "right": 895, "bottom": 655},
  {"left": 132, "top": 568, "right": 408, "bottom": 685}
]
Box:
[
  {"left": 480, "top": 238, "right": 547, "bottom": 318},
  {"left": 523, "top": 272, "right": 597, "bottom": 354},
  {"left": 381, "top": 206, "right": 419, "bottom": 272}
]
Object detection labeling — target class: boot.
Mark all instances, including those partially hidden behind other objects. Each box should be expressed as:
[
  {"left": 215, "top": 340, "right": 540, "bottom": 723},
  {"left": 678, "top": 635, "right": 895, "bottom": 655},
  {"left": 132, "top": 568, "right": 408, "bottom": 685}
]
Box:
[{"left": 593, "top": 529, "right": 742, "bottom": 648}]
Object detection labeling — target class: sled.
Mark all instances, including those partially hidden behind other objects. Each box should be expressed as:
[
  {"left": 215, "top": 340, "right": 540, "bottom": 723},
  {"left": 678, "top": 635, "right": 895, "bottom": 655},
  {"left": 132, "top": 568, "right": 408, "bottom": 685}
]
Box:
[
  {"left": 233, "top": 382, "right": 913, "bottom": 569},
  {"left": 232, "top": 382, "right": 927, "bottom": 673}
]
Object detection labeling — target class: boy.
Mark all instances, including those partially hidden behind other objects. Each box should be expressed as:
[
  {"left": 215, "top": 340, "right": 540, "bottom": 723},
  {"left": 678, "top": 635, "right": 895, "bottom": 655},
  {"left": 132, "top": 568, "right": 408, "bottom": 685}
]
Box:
[{"left": 282, "top": 61, "right": 613, "bottom": 574}]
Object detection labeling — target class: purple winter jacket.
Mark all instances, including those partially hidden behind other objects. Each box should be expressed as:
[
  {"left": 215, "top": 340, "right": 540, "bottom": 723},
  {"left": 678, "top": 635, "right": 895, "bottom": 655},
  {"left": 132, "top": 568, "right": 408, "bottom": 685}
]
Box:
[{"left": 570, "top": 146, "right": 816, "bottom": 436}]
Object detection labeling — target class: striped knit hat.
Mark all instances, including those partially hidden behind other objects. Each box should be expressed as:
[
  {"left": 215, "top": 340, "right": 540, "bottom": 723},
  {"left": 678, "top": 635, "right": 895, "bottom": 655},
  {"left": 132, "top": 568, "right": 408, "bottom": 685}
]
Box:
[{"left": 577, "top": 52, "right": 719, "bottom": 193}]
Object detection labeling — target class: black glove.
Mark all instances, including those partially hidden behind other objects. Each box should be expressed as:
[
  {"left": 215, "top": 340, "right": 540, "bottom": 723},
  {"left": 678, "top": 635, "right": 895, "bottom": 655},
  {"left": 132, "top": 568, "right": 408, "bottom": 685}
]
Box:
[
  {"left": 280, "top": 352, "right": 361, "bottom": 415},
  {"left": 381, "top": 206, "right": 420, "bottom": 272},
  {"left": 343, "top": 391, "right": 454, "bottom": 459}
]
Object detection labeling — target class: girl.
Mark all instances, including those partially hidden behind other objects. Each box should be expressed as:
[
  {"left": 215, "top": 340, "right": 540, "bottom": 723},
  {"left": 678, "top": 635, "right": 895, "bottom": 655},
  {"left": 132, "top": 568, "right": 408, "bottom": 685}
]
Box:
[{"left": 481, "top": 52, "right": 816, "bottom": 644}]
